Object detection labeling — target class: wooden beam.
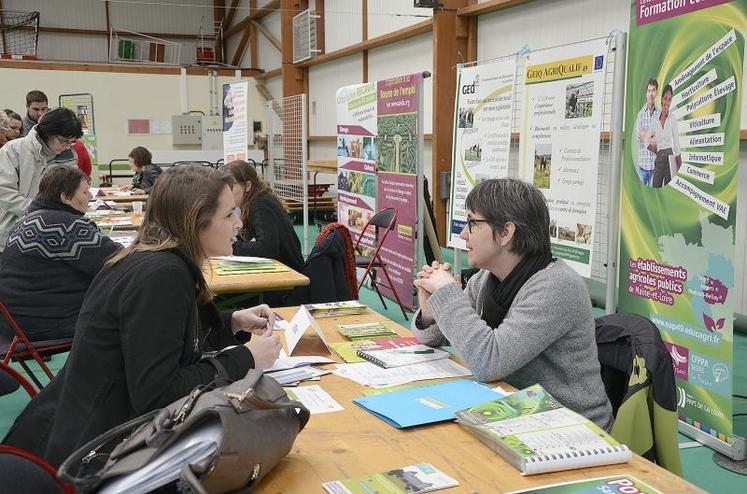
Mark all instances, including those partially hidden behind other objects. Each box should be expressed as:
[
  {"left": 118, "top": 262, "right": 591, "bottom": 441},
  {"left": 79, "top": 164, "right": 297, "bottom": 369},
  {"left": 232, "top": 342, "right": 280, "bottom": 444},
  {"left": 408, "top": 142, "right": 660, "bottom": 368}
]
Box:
[
  {"left": 281, "top": 0, "right": 307, "bottom": 97},
  {"left": 223, "top": 0, "right": 242, "bottom": 32},
  {"left": 298, "top": 19, "right": 432, "bottom": 68},
  {"left": 214, "top": 0, "right": 225, "bottom": 63},
  {"left": 466, "top": 16, "right": 477, "bottom": 62},
  {"left": 0, "top": 59, "right": 261, "bottom": 76},
  {"left": 362, "top": 0, "right": 368, "bottom": 82},
  {"left": 432, "top": 0, "right": 470, "bottom": 246},
  {"left": 232, "top": 19, "right": 253, "bottom": 66},
  {"left": 457, "top": 0, "right": 534, "bottom": 16},
  {"left": 255, "top": 83, "right": 275, "bottom": 101},
  {"left": 225, "top": 0, "right": 280, "bottom": 39},
  {"left": 249, "top": 0, "right": 258, "bottom": 69},
  {"left": 316, "top": 0, "right": 325, "bottom": 54},
  {"left": 0, "top": 24, "right": 212, "bottom": 41},
  {"left": 105, "top": 1, "right": 111, "bottom": 59},
  {"left": 252, "top": 19, "right": 281, "bottom": 51},
  {"left": 255, "top": 67, "right": 282, "bottom": 79}
]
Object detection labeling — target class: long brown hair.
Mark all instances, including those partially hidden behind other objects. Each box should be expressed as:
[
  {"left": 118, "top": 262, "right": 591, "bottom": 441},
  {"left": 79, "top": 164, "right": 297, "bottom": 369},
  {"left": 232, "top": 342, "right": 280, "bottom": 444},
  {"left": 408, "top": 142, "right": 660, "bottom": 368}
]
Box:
[
  {"left": 223, "top": 160, "right": 276, "bottom": 237},
  {"left": 107, "top": 165, "right": 235, "bottom": 303}
]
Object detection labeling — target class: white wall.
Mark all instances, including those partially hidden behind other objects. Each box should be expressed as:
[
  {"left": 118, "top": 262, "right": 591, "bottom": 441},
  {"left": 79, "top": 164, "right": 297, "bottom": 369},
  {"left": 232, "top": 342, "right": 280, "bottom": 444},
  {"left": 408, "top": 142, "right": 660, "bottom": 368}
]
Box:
[
  {"left": 367, "top": 0, "right": 433, "bottom": 39},
  {"left": 0, "top": 66, "right": 266, "bottom": 168},
  {"left": 308, "top": 54, "right": 363, "bottom": 136},
  {"left": 324, "top": 0, "right": 362, "bottom": 53}
]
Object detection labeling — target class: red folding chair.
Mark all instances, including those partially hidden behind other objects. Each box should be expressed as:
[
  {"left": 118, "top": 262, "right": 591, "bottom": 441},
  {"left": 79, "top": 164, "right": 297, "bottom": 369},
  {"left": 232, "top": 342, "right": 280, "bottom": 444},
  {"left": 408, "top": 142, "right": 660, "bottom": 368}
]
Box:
[
  {"left": 0, "top": 302, "right": 72, "bottom": 390},
  {"left": 0, "top": 445, "right": 75, "bottom": 494},
  {"left": 0, "top": 361, "right": 37, "bottom": 398},
  {"left": 353, "top": 208, "right": 409, "bottom": 320}
]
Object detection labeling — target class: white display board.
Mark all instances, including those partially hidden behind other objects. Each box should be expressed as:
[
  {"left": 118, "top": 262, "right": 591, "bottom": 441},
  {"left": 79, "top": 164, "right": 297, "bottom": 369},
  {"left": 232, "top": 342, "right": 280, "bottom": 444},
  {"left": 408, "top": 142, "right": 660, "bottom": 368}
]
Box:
[{"left": 518, "top": 38, "right": 609, "bottom": 277}]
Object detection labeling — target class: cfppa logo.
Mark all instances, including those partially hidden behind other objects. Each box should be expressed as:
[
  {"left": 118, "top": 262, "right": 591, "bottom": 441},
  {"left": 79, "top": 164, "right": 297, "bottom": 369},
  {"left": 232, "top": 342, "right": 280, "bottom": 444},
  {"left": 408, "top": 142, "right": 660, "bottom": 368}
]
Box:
[{"left": 462, "top": 75, "right": 480, "bottom": 95}]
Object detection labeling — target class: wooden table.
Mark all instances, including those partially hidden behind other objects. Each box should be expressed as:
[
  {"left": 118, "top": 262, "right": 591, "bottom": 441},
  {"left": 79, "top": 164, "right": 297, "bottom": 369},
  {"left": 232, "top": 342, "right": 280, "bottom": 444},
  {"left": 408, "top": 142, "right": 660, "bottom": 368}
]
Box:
[
  {"left": 258, "top": 308, "right": 704, "bottom": 493},
  {"left": 97, "top": 187, "right": 149, "bottom": 203},
  {"left": 89, "top": 212, "right": 142, "bottom": 231},
  {"left": 204, "top": 260, "right": 309, "bottom": 295}
]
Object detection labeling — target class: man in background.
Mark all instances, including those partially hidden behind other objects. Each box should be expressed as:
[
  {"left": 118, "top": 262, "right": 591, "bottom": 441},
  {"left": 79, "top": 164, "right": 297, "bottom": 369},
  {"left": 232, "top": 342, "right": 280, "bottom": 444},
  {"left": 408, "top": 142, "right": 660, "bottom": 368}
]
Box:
[
  {"left": 634, "top": 78, "right": 659, "bottom": 187},
  {"left": 21, "top": 90, "right": 49, "bottom": 137}
]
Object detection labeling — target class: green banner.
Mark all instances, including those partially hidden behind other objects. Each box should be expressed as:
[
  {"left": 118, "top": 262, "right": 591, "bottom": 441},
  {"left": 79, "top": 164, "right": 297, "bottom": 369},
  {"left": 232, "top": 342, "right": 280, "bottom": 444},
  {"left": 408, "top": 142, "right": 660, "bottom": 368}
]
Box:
[{"left": 619, "top": 0, "right": 745, "bottom": 445}]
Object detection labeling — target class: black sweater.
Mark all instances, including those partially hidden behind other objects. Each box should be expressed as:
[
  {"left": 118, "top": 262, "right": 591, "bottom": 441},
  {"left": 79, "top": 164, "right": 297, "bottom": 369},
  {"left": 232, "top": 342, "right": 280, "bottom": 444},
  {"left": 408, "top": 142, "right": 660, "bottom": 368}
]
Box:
[
  {"left": 0, "top": 199, "right": 121, "bottom": 335},
  {"left": 131, "top": 163, "right": 163, "bottom": 193},
  {"left": 233, "top": 194, "right": 304, "bottom": 272},
  {"left": 3, "top": 249, "right": 254, "bottom": 467}
]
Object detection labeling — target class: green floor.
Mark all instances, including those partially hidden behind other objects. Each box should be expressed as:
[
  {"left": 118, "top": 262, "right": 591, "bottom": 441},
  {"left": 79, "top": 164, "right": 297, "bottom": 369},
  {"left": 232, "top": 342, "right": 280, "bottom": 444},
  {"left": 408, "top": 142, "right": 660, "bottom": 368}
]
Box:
[{"left": 1, "top": 224, "right": 745, "bottom": 492}]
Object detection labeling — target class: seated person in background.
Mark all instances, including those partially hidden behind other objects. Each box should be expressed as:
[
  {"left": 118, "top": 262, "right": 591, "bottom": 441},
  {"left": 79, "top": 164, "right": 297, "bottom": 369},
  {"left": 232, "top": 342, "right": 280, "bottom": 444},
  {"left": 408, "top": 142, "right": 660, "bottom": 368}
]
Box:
[
  {"left": 413, "top": 178, "right": 613, "bottom": 431},
  {"left": 224, "top": 160, "right": 304, "bottom": 306},
  {"left": 0, "top": 107, "right": 83, "bottom": 265},
  {"left": 122, "top": 146, "right": 162, "bottom": 194},
  {"left": 0, "top": 166, "right": 121, "bottom": 341},
  {"left": 3, "top": 165, "right": 282, "bottom": 467},
  {"left": 224, "top": 160, "right": 304, "bottom": 271}
]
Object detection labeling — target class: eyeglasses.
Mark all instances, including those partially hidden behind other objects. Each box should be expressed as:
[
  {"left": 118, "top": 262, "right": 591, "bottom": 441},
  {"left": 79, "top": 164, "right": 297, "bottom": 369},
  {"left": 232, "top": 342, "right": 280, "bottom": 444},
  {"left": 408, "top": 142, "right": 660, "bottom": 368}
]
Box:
[
  {"left": 57, "top": 136, "right": 77, "bottom": 146},
  {"left": 464, "top": 218, "right": 491, "bottom": 234}
]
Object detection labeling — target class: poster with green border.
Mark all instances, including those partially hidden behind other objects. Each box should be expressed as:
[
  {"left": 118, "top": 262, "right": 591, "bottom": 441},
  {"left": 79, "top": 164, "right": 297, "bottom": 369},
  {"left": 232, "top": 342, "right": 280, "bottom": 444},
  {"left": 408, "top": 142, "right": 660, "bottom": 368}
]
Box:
[{"left": 618, "top": 0, "right": 745, "bottom": 444}]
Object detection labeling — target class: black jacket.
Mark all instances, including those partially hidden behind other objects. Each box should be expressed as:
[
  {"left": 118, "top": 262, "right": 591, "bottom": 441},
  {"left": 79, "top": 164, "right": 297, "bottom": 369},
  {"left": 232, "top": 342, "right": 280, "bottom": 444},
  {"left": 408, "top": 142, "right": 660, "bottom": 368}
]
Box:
[
  {"left": 233, "top": 194, "right": 304, "bottom": 273},
  {"left": 131, "top": 164, "right": 163, "bottom": 193},
  {"left": 2, "top": 249, "right": 254, "bottom": 467},
  {"left": 0, "top": 199, "right": 121, "bottom": 339},
  {"left": 290, "top": 228, "right": 353, "bottom": 305}
]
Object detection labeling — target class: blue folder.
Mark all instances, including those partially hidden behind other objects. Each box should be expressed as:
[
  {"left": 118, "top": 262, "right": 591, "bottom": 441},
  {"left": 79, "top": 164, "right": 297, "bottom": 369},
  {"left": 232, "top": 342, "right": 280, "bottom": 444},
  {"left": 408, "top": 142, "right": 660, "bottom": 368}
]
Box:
[{"left": 352, "top": 380, "right": 505, "bottom": 428}]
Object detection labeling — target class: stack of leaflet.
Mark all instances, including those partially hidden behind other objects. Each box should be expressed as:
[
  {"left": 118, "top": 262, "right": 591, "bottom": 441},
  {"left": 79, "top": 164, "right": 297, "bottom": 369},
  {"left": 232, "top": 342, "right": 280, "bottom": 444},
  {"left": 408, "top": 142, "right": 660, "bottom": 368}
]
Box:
[
  {"left": 305, "top": 300, "right": 368, "bottom": 318},
  {"left": 211, "top": 256, "right": 289, "bottom": 275},
  {"left": 353, "top": 380, "right": 505, "bottom": 428},
  {"left": 264, "top": 350, "right": 335, "bottom": 386},
  {"left": 335, "top": 321, "right": 399, "bottom": 340},
  {"left": 329, "top": 336, "right": 420, "bottom": 363},
  {"left": 454, "top": 384, "right": 631, "bottom": 475}
]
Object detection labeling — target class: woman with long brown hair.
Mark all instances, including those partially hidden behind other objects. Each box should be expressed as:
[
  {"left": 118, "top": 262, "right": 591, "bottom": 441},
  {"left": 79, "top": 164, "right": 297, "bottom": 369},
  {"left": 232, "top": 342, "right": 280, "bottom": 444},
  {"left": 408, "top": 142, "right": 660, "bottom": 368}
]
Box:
[
  {"left": 223, "top": 161, "right": 304, "bottom": 301},
  {"left": 3, "top": 165, "right": 282, "bottom": 467}
]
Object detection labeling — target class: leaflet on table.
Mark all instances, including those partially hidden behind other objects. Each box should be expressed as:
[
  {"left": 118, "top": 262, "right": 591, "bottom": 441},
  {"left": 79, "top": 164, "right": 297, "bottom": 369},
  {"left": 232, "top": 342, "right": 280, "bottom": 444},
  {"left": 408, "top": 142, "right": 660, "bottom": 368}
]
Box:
[
  {"left": 284, "top": 385, "right": 344, "bottom": 414},
  {"left": 284, "top": 306, "right": 331, "bottom": 356},
  {"left": 335, "top": 321, "right": 398, "bottom": 339},
  {"left": 265, "top": 348, "right": 335, "bottom": 373},
  {"left": 332, "top": 359, "right": 471, "bottom": 388},
  {"left": 506, "top": 476, "right": 661, "bottom": 494},
  {"left": 448, "top": 58, "right": 517, "bottom": 249},
  {"left": 336, "top": 81, "right": 378, "bottom": 248},
  {"left": 322, "top": 463, "right": 458, "bottom": 494},
  {"left": 212, "top": 255, "right": 274, "bottom": 264},
  {"left": 518, "top": 39, "right": 608, "bottom": 277},
  {"left": 329, "top": 336, "right": 420, "bottom": 363}
]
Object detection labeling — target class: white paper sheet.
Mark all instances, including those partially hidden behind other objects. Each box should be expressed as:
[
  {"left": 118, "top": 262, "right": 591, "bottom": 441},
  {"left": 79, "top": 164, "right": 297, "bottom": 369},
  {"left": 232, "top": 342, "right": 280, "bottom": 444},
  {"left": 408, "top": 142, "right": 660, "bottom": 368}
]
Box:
[
  {"left": 284, "top": 385, "right": 344, "bottom": 414},
  {"left": 333, "top": 359, "right": 472, "bottom": 388}
]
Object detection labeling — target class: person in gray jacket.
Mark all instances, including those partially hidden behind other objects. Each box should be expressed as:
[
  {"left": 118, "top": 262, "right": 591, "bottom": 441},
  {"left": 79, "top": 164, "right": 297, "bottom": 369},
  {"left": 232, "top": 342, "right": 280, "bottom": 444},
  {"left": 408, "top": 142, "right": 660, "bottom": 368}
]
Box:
[
  {"left": 413, "top": 178, "right": 614, "bottom": 431},
  {"left": 20, "top": 90, "right": 49, "bottom": 138},
  {"left": 0, "top": 107, "right": 83, "bottom": 264}
]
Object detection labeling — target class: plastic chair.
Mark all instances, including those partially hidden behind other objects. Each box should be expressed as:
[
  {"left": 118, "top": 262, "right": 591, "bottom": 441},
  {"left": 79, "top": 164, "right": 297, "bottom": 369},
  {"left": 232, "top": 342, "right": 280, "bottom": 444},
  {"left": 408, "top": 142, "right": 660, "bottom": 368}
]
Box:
[
  {"left": 0, "top": 445, "right": 74, "bottom": 494},
  {"left": 0, "top": 302, "right": 72, "bottom": 390},
  {"left": 353, "top": 208, "right": 409, "bottom": 320}
]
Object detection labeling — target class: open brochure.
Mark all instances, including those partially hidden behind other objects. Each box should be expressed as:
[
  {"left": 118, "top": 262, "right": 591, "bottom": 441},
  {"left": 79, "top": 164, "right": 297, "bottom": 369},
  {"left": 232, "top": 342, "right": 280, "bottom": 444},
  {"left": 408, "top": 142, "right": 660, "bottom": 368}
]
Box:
[
  {"left": 305, "top": 300, "right": 368, "bottom": 318},
  {"left": 322, "top": 463, "right": 458, "bottom": 494},
  {"left": 506, "top": 476, "right": 661, "bottom": 494},
  {"left": 454, "top": 384, "right": 631, "bottom": 475}
]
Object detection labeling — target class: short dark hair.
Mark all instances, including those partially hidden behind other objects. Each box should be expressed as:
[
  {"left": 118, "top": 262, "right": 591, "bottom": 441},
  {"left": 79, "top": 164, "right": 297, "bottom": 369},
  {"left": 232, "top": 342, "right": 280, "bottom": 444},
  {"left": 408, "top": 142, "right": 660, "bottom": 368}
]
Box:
[
  {"left": 26, "top": 90, "right": 48, "bottom": 106},
  {"left": 464, "top": 178, "right": 551, "bottom": 257},
  {"left": 37, "top": 165, "right": 90, "bottom": 204},
  {"left": 128, "top": 146, "right": 152, "bottom": 167},
  {"left": 662, "top": 84, "right": 673, "bottom": 98},
  {"left": 3, "top": 109, "right": 21, "bottom": 121},
  {"left": 646, "top": 78, "right": 658, "bottom": 90},
  {"left": 35, "top": 107, "right": 83, "bottom": 141}
]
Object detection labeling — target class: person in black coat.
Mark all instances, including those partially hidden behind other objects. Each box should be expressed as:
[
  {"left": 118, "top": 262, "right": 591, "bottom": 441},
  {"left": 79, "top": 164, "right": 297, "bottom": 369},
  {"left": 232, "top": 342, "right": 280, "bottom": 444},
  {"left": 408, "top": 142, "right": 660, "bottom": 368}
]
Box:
[
  {"left": 0, "top": 166, "right": 121, "bottom": 340},
  {"left": 224, "top": 160, "right": 304, "bottom": 305},
  {"left": 2, "top": 165, "right": 282, "bottom": 468},
  {"left": 122, "top": 146, "right": 162, "bottom": 194}
]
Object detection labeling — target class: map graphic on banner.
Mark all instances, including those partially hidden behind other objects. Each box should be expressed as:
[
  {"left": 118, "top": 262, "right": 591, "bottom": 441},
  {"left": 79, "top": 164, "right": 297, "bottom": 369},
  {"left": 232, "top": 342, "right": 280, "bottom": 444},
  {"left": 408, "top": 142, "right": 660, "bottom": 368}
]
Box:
[
  {"left": 618, "top": 0, "right": 745, "bottom": 445},
  {"left": 336, "top": 82, "right": 378, "bottom": 247},
  {"left": 375, "top": 73, "right": 422, "bottom": 310},
  {"left": 518, "top": 39, "right": 608, "bottom": 277},
  {"left": 223, "top": 80, "right": 249, "bottom": 162},
  {"left": 448, "top": 58, "right": 516, "bottom": 250}
]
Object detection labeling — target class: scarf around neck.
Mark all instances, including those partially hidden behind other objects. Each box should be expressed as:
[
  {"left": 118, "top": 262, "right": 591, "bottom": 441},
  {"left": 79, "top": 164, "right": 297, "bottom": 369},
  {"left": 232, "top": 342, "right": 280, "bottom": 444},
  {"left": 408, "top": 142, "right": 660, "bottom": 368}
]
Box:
[{"left": 480, "top": 252, "right": 554, "bottom": 329}]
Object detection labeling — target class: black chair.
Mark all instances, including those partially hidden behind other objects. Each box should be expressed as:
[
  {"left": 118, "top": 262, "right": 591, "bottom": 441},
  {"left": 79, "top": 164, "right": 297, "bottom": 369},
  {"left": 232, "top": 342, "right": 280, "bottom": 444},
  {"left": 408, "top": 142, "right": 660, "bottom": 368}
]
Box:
[
  {"left": 0, "top": 445, "right": 73, "bottom": 494},
  {"left": 0, "top": 362, "right": 37, "bottom": 399}
]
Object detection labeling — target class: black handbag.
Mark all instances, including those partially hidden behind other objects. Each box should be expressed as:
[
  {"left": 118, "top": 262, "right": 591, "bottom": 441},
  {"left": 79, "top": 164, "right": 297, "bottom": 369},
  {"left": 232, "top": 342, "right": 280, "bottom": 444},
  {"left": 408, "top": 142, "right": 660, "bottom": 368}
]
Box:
[{"left": 58, "top": 369, "right": 311, "bottom": 493}]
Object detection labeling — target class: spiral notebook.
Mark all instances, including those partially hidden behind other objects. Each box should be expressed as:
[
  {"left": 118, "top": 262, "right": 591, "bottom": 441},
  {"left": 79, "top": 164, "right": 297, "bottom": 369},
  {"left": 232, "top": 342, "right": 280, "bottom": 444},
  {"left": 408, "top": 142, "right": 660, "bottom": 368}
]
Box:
[
  {"left": 454, "top": 384, "right": 631, "bottom": 475},
  {"left": 356, "top": 344, "right": 450, "bottom": 368}
]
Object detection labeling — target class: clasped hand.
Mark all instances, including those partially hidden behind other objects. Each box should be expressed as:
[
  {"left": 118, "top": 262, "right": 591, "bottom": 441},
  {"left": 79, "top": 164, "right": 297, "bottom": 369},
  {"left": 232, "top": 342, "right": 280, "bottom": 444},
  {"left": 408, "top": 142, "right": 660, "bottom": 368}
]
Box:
[{"left": 415, "top": 261, "right": 457, "bottom": 324}]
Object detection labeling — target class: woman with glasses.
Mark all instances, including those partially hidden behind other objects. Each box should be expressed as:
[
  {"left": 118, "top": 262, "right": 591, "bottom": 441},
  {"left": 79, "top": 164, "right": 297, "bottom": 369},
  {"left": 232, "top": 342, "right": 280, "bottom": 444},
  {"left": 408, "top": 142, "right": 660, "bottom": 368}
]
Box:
[
  {"left": 0, "top": 107, "right": 82, "bottom": 266},
  {"left": 3, "top": 165, "right": 282, "bottom": 467},
  {"left": 412, "top": 178, "right": 613, "bottom": 431}
]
